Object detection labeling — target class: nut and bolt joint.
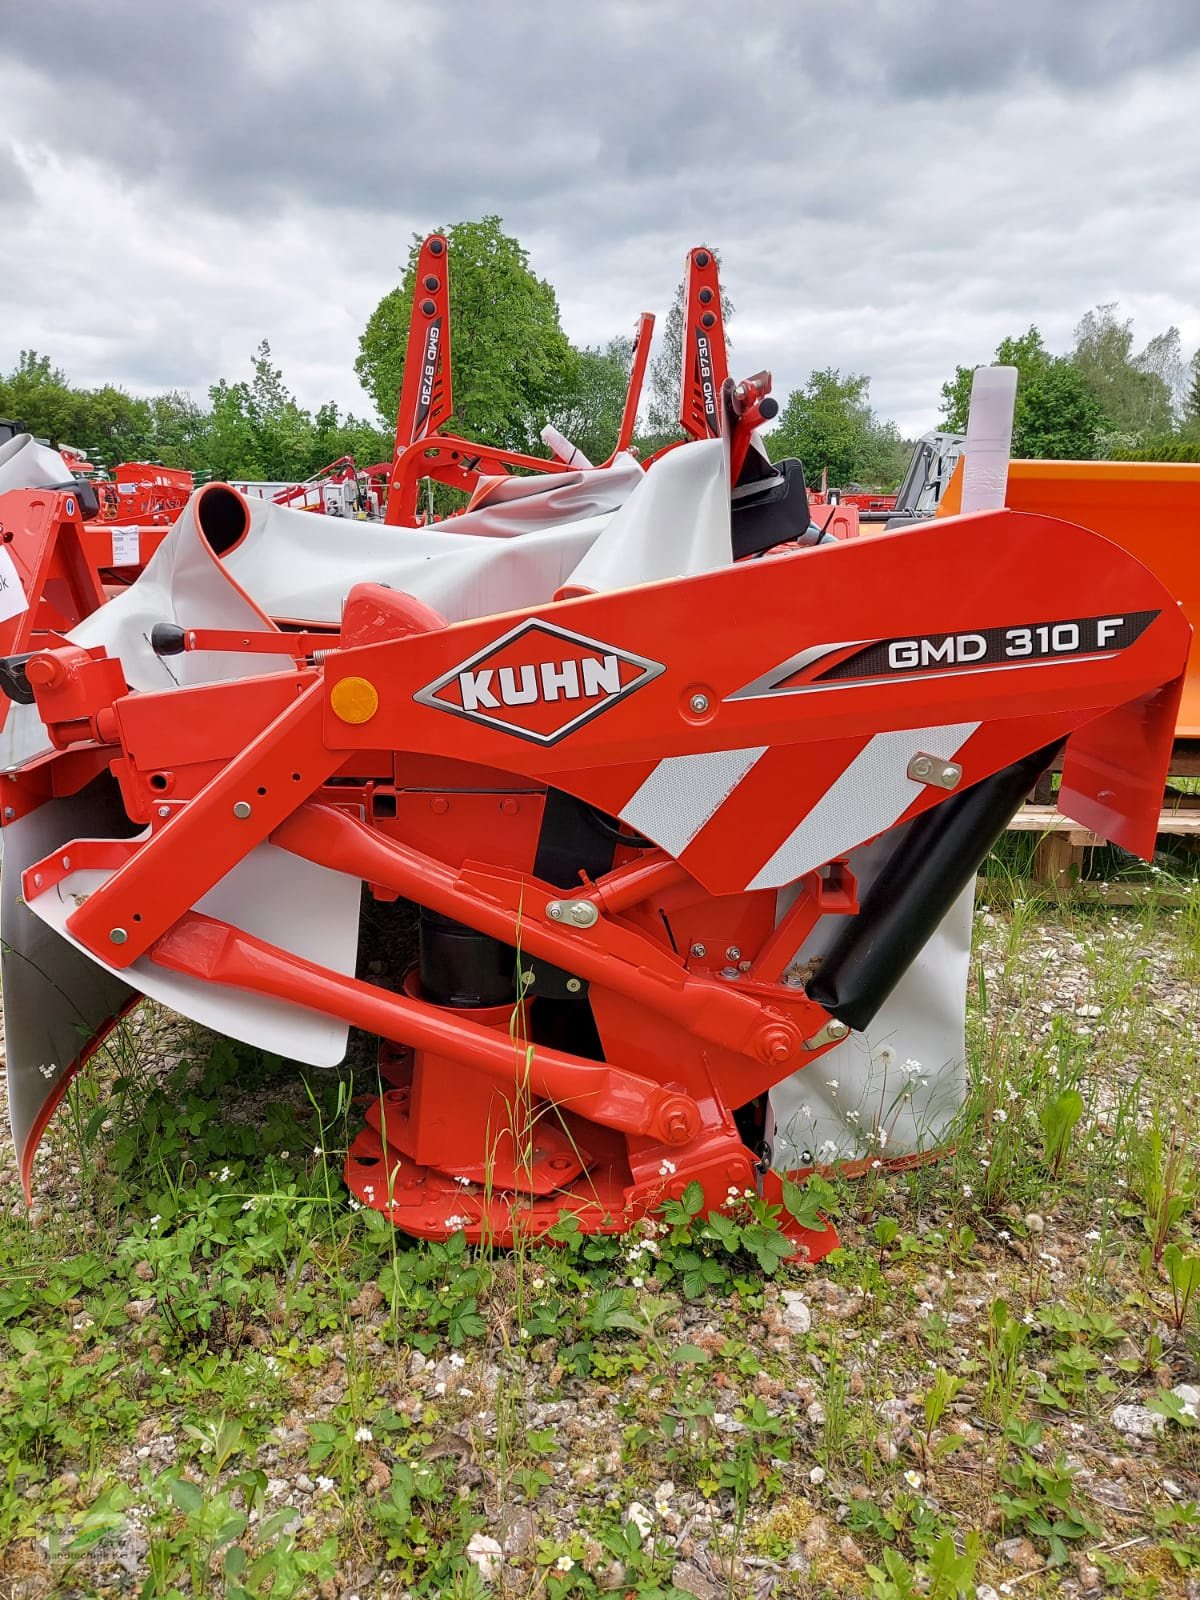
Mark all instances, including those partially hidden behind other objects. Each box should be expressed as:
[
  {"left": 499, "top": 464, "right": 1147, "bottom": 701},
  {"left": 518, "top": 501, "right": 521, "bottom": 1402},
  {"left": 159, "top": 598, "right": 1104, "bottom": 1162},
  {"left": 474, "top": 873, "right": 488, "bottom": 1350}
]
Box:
[
  {"left": 232, "top": 800, "right": 253, "bottom": 819},
  {"left": 803, "top": 1019, "right": 851, "bottom": 1051},
  {"left": 689, "top": 692, "right": 710, "bottom": 714},
  {"left": 546, "top": 898, "right": 598, "bottom": 928},
  {"left": 689, "top": 942, "right": 707, "bottom": 959},
  {"left": 109, "top": 928, "right": 128, "bottom": 945}
]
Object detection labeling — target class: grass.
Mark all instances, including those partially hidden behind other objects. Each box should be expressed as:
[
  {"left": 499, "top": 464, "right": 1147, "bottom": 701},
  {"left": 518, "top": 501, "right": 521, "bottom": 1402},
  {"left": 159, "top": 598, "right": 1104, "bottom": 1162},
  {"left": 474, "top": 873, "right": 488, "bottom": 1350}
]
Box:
[{"left": 0, "top": 884, "right": 1197, "bottom": 1598}]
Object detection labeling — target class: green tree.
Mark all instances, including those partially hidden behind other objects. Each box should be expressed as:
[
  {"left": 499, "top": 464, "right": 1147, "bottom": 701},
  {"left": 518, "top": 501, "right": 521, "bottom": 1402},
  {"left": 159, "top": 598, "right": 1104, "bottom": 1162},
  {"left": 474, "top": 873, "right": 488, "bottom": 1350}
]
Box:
[
  {"left": 546, "top": 337, "right": 634, "bottom": 464},
  {"left": 0, "top": 351, "right": 85, "bottom": 444},
  {"left": 205, "top": 342, "right": 324, "bottom": 480},
  {"left": 0, "top": 351, "right": 154, "bottom": 467},
  {"left": 768, "top": 368, "right": 907, "bottom": 488},
  {"left": 1183, "top": 350, "right": 1200, "bottom": 436},
  {"left": 148, "top": 391, "right": 212, "bottom": 472},
  {"left": 355, "top": 216, "right": 574, "bottom": 455},
  {"left": 940, "top": 328, "right": 1103, "bottom": 460},
  {"left": 1069, "top": 304, "right": 1175, "bottom": 441}
]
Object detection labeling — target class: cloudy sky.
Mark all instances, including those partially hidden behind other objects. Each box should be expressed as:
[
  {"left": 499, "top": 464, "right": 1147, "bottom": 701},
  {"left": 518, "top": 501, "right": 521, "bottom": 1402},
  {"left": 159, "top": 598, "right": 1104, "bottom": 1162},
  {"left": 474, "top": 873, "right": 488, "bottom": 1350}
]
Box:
[{"left": 3, "top": 0, "right": 1199, "bottom": 437}]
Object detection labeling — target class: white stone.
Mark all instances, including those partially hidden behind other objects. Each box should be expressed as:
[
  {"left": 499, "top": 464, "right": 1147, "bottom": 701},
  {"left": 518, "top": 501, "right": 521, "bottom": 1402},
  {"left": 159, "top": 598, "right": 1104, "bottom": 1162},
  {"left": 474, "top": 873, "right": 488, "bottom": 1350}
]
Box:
[
  {"left": 466, "top": 1532, "right": 503, "bottom": 1582},
  {"left": 780, "top": 1291, "right": 813, "bottom": 1334},
  {"left": 1110, "top": 1403, "right": 1165, "bottom": 1439}
]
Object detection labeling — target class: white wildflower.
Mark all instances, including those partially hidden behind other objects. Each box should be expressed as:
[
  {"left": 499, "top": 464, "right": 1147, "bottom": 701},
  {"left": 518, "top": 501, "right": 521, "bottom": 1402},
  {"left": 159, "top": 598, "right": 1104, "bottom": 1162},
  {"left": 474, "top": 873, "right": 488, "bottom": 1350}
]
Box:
[
  {"left": 631, "top": 1275, "right": 645, "bottom": 1289},
  {"left": 532, "top": 1276, "right": 545, "bottom": 1291},
  {"left": 149, "top": 1215, "right": 162, "bottom": 1229},
  {"left": 453, "top": 1175, "right": 471, "bottom": 1187},
  {"left": 904, "top": 1470, "right": 923, "bottom": 1490},
  {"left": 658, "top": 1159, "right": 677, "bottom": 1177},
  {"left": 444, "top": 1214, "right": 468, "bottom": 1229},
  {"left": 242, "top": 1199, "right": 255, "bottom": 1212},
  {"left": 555, "top": 1555, "right": 575, "bottom": 1573},
  {"left": 993, "top": 1107, "right": 1008, "bottom": 1124},
  {"left": 449, "top": 1352, "right": 465, "bottom": 1369},
  {"left": 316, "top": 1475, "right": 334, "bottom": 1492},
  {"left": 218, "top": 1166, "right": 231, "bottom": 1183},
  {"left": 354, "top": 1426, "right": 373, "bottom": 1443},
  {"left": 962, "top": 1184, "right": 973, "bottom": 1198}
]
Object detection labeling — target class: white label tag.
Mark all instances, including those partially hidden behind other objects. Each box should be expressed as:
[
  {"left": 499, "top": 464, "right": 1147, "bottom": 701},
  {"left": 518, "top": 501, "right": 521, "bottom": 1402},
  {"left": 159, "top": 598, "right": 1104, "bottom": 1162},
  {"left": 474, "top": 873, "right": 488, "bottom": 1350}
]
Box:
[
  {"left": 111, "top": 529, "right": 141, "bottom": 567},
  {"left": 0, "top": 547, "right": 29, "bottom": 623}
]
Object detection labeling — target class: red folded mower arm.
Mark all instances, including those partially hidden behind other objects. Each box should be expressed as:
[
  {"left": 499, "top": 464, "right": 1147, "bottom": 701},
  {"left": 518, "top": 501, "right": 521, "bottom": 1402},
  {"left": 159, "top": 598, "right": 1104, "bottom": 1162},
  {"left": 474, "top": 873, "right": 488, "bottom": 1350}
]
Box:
[{"left": 7, "top": 503, "right": 1189, "bottom": 1256}]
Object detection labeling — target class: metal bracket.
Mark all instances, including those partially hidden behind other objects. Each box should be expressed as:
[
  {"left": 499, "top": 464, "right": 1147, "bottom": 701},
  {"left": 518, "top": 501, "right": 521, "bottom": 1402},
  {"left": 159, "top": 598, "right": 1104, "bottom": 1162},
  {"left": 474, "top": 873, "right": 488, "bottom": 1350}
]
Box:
[
  {"left": 545, "top": 898, "right": 599, "bottom": 928},
  {"left": 908, "top": 752, "right": 962, "bottom": 790},
  {"left": 802, "top": 1019, "right": 850, "bottom": 1050}
]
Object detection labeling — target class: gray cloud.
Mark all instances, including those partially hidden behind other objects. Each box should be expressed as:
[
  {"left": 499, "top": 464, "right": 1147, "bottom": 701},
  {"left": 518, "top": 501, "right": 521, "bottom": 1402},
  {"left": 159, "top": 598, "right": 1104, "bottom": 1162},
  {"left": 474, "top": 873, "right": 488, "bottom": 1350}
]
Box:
[{"left": 1, "top": 0, "right": 1198, "bottom": 434}]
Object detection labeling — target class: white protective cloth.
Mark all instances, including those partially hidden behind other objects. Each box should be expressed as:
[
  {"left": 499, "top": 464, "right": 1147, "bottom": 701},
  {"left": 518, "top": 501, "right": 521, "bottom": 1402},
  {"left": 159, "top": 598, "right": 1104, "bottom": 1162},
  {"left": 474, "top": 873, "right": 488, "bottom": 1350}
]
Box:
[
  {"left": 0, "top": 433, "right": 73, "bottom": 493},
  {"left": 768, "top": 827, "right": 972, "bottom": 1166}
]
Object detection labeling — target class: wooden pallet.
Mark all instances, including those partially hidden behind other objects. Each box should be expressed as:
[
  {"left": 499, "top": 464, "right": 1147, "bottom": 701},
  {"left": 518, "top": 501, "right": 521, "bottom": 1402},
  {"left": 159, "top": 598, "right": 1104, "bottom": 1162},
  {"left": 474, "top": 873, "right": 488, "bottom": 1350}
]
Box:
[{"left": 1006, "top": 803, "right": 1200, "bottom": 895}]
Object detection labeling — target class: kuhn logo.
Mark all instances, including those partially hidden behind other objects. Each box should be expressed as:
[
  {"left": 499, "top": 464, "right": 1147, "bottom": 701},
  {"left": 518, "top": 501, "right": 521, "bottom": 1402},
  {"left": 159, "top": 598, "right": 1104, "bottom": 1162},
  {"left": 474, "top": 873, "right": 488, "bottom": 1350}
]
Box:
[{"left": 415, "top": 619, "right": 664, "bottom": 744}]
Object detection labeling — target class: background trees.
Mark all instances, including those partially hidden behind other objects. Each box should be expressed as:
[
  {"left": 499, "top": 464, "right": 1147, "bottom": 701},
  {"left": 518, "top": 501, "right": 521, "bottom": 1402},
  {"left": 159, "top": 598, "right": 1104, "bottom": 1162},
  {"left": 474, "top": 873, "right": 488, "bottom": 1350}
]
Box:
[
  {"left": 6, "top": 217, "right": 1200, "bottom": 486},
  {"left": 356, "top": 217, "right": 574, "bottom": 457},
  {"left": 767, "top": 368, "right": 909, "bottom": 487}
]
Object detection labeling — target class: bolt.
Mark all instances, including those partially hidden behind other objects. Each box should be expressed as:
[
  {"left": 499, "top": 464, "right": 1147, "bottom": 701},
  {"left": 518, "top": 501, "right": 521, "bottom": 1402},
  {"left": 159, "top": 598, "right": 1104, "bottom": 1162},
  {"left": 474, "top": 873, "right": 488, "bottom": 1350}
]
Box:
[
  {"left": 546, "top": 901, "right": 564, "bottom": 921},
  {"left": 827, "top": 1019, "right": 849, "bottom": 1041},
  {"left": 689, "top": 942, "right": 707, "bottom": 959},
  {"left": 689, "top": 692, "right": 710, "bottom": 714},
  {"left": 32, "top": 873, "right": 42, "bottom": 888},
  {"left": 109, "top": 928, "right": 127, "bottom": 945},
  {"left": 233, "top": 800, "right": 252, "bottom": 819},
  {"left": 910, "top": 755, "right": 932, "bottom": 780},
  {"left": 757, "top": 1025, "right": 795, "bottom": 1064},
  {"left": 726, "top": 945, "right": 741, "bottom": 962},
  {"left": 157, "top": 806, "right": 170, "bottom": 819},
  {"left": 569, "top": 901, "right": 598, "bottom": 927},
  {"left": 720, "top": 965, "right": 740, "bottom": 979},
  {"left": 3, "top": 807, "right": 12, "bottom": 820},
  {"left": 662, "top": 1107, "right": 694, "bottom": 1143},
  {"left": 941, "top": 764, "right": 961, "bottom": 787},
  {"left": 565, "top": 977, "right": 582, "bottom": 993}
]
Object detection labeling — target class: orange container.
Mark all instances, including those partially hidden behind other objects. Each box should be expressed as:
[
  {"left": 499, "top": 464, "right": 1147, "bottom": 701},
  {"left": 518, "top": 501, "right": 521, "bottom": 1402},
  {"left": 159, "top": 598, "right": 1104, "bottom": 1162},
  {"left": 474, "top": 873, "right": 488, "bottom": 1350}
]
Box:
[{"left": 935, "top": 459, "right": 1200, "bottom": 737}]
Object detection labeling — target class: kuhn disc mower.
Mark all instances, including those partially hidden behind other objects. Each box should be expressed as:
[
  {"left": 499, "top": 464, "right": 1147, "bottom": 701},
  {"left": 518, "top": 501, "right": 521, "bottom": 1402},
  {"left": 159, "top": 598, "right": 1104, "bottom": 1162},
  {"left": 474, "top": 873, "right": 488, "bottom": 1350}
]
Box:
[{"left": 0, "top": 255, "right": 1190, "bottom": 1261}]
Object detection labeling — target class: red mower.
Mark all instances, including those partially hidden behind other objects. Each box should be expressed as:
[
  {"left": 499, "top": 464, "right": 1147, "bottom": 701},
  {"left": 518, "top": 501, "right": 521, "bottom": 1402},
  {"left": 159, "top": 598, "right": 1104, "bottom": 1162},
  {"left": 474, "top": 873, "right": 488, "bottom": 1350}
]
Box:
[{"left": 0, "top": 254, "right": 1189, "bottom": 1263}]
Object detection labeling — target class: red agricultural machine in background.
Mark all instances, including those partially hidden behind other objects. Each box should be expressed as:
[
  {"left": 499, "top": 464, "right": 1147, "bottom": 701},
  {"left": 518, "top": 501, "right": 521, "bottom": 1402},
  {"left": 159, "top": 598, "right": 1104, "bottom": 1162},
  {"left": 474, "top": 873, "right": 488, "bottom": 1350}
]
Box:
[{"left": 0, "top": 247, "right": 1192, "bottom": 1259}]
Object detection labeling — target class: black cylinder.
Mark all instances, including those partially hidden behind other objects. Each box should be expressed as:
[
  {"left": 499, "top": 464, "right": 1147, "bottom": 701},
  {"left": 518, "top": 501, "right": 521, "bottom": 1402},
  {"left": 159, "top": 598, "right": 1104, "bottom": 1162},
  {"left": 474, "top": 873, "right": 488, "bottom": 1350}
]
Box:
[
  {"left": 418, "top": 908, "right": 518, "bottom": 1009},
  {"left": 805, "top": 745, "right": 1055, "bottom": 1032}
]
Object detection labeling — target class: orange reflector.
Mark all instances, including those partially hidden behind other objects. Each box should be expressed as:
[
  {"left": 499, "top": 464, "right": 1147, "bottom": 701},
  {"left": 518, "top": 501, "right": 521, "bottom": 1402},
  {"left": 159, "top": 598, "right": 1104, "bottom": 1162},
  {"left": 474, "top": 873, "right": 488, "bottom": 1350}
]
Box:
[{"left": 330, "top": 676, "right": 379, "bottom": 724}]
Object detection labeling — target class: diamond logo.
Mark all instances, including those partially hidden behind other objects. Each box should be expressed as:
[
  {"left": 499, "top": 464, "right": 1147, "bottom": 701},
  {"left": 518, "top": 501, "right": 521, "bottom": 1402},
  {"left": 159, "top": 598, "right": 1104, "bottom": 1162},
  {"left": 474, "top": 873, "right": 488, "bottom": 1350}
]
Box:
[{"left": 414, "top": 618, "right": 664, "bottom": 744}]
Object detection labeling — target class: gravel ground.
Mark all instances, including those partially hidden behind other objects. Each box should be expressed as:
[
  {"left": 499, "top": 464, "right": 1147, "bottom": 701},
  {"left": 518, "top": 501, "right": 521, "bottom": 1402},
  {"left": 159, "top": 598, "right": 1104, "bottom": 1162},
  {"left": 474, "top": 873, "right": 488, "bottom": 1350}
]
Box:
[{"left": 0, "top": 899, "right": 1198, "bottom": 1599}]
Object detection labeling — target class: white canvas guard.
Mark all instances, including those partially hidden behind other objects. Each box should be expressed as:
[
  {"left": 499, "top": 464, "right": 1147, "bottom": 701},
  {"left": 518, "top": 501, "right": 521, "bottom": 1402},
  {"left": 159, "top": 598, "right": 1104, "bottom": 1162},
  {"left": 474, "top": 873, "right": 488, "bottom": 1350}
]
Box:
[
  {"left": 768, "top": 827, "right": 972, "bottom": 1166},
  {"left": 0, "top": 432, "right": 74, "bottom": 493}
]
